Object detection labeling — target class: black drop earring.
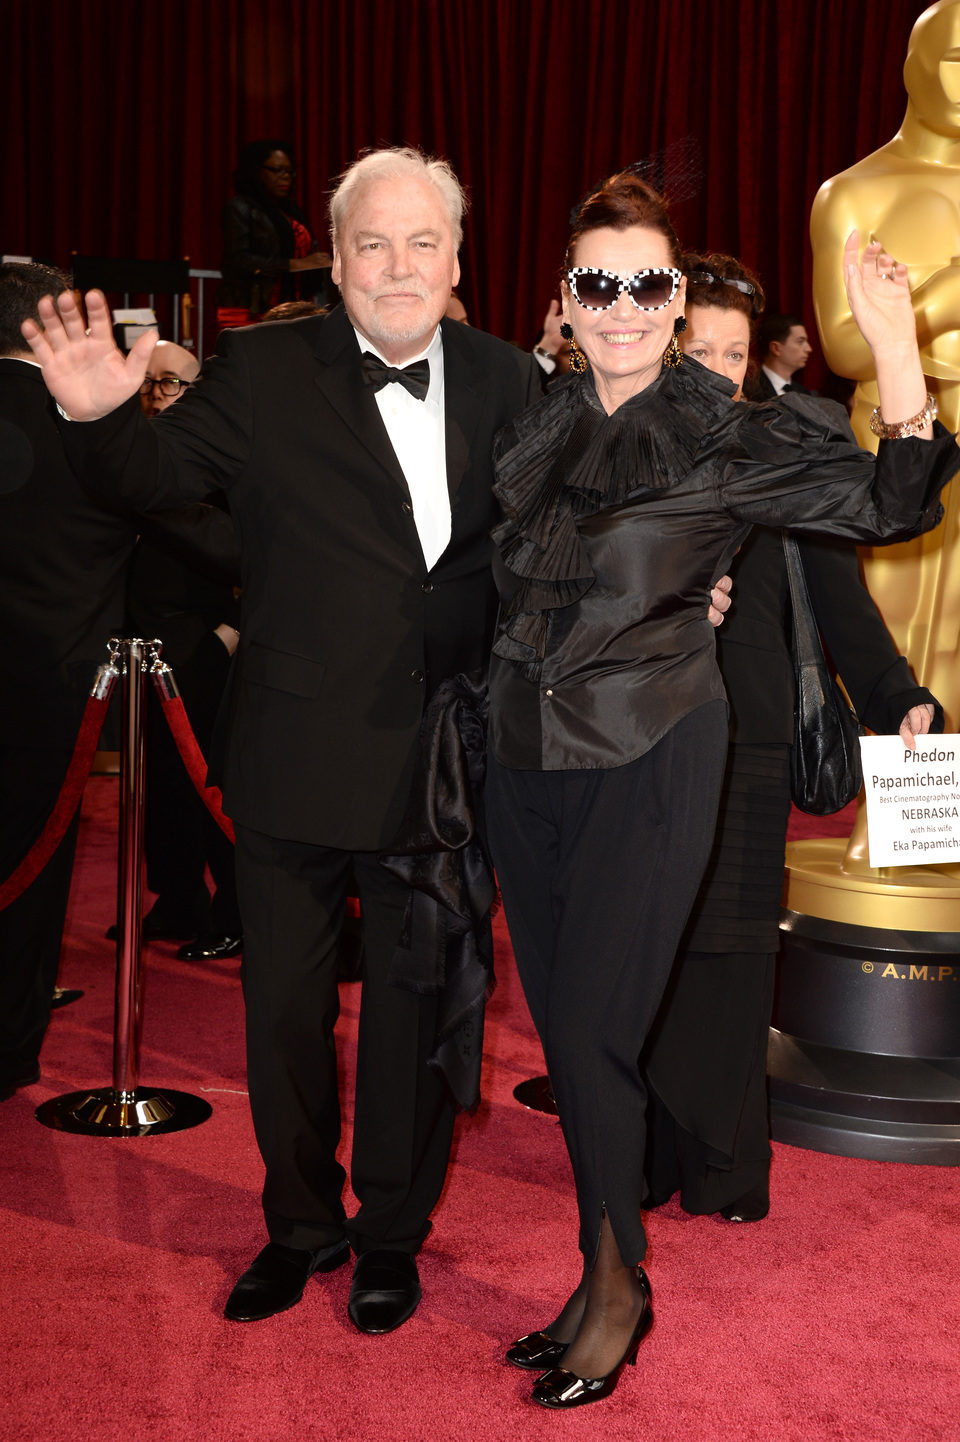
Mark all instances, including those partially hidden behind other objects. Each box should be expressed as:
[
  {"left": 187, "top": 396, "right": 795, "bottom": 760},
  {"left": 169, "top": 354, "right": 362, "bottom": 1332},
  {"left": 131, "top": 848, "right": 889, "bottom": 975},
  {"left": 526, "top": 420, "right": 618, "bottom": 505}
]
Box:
[
  {"left": 663, "top": 313, "right": 687, "bottom": 369},
  {"left": 560, "top": 320, "right": 588, "bottom": 374}
]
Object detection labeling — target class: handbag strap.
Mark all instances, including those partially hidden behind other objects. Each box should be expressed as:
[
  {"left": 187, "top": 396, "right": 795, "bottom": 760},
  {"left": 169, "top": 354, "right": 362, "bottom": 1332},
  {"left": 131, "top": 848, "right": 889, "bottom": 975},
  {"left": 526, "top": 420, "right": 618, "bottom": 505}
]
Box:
[
  {"left": 781, "top": 531, "right": 824, "bottom": 670},
  {"left": 781, "top": 531, "right": 861, "bottom": 723}
]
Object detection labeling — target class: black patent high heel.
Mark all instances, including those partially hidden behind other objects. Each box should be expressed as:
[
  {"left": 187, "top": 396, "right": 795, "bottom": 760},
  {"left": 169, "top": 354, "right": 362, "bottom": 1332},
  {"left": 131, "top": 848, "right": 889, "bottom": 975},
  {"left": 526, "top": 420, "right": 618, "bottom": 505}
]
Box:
[
  {"left": 505, "top": 1330, "right": 569, "bottom": 1371},
  {"left": 531, "top": 1266, "right": 653, "bottom": 1410}
]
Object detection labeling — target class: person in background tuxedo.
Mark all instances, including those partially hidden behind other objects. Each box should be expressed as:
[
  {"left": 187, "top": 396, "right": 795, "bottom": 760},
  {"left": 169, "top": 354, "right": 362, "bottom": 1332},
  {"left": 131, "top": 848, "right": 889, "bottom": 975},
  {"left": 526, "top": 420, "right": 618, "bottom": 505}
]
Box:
[
  {"left": 127, "top": 339, "right": 243, "bottom": 959},
  {"left": 22, "top": 148, "right": 545, "bottom": 1337},
  {"left": 531, "top": 297, "right": 572, "bottom": 380},
  {"left": 444, "top": 287, "right": 571, "bottom": 382},
  {"left": 0, "top": 262, "right": 136, "bottom": 1100},
  {"left": 743, "top": 311, "right": 814, "bottom": 399},
  {"left": 0, "top": 266, "right": 235, "bottom": 1098}
]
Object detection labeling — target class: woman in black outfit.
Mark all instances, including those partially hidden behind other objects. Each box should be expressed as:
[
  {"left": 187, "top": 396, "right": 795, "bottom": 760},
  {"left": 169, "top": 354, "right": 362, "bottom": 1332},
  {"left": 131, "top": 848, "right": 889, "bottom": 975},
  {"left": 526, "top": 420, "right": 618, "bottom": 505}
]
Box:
[
  {"left": 218, "top": 139, "right": 332, "bottom": 324},
  {"left": 483, "top": 173, "right": 955, "bottom": 1410},
  {"left": 643, "top": 253, "right": 940, "bottom": 1225}
]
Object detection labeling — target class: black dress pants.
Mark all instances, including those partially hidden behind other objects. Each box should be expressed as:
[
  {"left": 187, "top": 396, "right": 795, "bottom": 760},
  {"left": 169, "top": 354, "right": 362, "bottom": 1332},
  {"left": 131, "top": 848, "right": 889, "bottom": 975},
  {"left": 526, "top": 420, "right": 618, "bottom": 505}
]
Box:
[
  {"left": 234, "top": 825, "right": 456, "bottom": 1255},
  {"left": 144, "top": 666, "right": 240, "bottom": 937},
  {"left": 0, "top": 745, "right": 79, "bottom": 1084},
  {"left": 485, "top": 701, "right": 728, "bottom": 1266}
]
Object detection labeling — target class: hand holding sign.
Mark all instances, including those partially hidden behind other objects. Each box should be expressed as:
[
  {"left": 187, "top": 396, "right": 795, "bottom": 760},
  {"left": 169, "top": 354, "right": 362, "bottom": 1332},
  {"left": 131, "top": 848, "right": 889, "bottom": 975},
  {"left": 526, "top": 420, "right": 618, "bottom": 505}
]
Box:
[{"left": 861, "top": 735, "right": 960, "bottom": 867}]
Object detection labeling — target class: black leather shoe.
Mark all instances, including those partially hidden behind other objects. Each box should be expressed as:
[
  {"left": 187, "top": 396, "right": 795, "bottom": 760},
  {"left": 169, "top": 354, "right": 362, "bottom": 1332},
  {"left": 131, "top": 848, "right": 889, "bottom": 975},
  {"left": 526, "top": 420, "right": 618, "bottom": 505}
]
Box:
[
  {"left": 719, "top": 1181, "right": 770, "bottom": 1223},
  {"left": 0, "top": 1064, "right": 41, "bottom": 1102},
  {"left": 224, "top": 1239, "right": 350, "bottom": 1322},
  {"left": 50, "top": 987, "right": 84, "bottom": 1009},
  {"left": 348, "top": 1249, "right": 421, "bottom": 1334},
  {"left": 177, "top": 934, "right": 243, "bottom": 961},
  {"left": 106, "top": 912, "right": 198, "bottom": 943},
  {"left": 506, "top": 1330, "right": 569, "bottom": 1371},
  {"left": 531, "top": 1267, "right": 653, "bottom": 1410}
]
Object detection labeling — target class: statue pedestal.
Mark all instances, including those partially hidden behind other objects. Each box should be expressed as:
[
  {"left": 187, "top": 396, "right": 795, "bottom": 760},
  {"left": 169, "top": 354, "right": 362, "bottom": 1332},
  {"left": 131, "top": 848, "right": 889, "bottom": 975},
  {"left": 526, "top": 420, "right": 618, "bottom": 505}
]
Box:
[{"left": 769, "top": 838, "right": 960, "bottom": 1164}]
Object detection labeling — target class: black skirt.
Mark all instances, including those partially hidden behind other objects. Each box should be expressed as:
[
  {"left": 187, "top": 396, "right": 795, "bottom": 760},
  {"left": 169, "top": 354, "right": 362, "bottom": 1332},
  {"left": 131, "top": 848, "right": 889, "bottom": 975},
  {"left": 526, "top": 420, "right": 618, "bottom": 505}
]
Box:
[
  {"left": 641, "top": 743, "right": 791, "bottom": 1213},
  {"left": 680, "top": 743, "right": 792, "bottom": 954}
]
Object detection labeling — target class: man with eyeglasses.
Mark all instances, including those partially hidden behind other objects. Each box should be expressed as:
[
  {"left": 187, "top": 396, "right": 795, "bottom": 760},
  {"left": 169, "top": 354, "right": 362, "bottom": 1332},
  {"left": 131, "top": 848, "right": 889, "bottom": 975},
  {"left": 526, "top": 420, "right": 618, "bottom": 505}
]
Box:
[
  {"left": 126, "top": 336, "right": 243, "bottom": 958},
  {"left": 138, "top": 339, "right": 199, "bottom": 416}
]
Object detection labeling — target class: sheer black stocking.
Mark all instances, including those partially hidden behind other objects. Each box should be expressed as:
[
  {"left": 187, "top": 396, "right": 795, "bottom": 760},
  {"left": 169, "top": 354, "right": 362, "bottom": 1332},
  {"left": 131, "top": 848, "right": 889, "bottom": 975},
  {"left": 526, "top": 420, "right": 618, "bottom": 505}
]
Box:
[{"left": 558, "top": 1212, "right": 647, "bottom": 1380}]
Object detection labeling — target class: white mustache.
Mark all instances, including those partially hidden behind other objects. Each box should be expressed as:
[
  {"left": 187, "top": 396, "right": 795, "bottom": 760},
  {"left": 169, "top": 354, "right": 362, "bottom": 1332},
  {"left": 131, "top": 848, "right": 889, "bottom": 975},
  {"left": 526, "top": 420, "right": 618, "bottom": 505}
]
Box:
[{"left": 372, "top": 286, "right": 429, "bottom": 302}]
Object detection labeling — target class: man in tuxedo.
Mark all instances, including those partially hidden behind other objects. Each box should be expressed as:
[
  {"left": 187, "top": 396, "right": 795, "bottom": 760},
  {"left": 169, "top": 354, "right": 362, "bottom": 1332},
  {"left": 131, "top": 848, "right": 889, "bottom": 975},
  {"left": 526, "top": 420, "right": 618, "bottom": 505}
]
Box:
[
  {"left": 0, "top": 262, "right": 138, "bottom": 1099},
  {"left": 26, "top": 149, "right": 732, "bottom": 1333},
  {"left": 0, "top": 265, "right": 243, "bottom": 1100},
  {"left": 24, "top": 148, "right": 543, "bottom": 1334},
  {"left": 743, "top": 312, "right": 814, "bottom": 400},
  {"left": 129, "top": 338, "right": 243, "bottom": 957}
]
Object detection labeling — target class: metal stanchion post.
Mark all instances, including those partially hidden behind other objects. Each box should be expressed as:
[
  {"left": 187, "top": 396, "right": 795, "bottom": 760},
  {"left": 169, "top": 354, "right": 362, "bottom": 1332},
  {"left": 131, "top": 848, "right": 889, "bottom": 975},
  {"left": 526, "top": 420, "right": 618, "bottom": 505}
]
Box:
[{"left": 37, "top": 638, "right": 212, "bottom": 1137}]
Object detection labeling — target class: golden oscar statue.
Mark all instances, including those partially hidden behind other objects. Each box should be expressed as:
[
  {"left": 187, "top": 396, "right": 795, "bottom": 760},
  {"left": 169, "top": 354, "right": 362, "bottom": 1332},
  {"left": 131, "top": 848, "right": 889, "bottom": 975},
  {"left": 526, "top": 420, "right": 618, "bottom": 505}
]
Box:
[{"left": 770, "top": 0, "right": 960, "bottom": 1165}]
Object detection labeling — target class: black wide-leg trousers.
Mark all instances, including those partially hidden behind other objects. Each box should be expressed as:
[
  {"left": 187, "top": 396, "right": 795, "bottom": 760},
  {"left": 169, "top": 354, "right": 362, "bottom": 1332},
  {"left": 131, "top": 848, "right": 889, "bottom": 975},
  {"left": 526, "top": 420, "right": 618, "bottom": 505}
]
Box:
[
  {"left": 234, "top": 826, "right": 456, "bottom": 1256},
  {"left": 485, "top": 701, "right": 728, "bottom": 1266}
]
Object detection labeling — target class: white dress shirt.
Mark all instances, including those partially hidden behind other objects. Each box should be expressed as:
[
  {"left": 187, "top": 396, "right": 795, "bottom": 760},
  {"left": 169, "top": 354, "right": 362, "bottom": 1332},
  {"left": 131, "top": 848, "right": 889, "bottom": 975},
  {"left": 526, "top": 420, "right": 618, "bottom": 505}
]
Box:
[
  {"left": 354, "top": 326, "right": 450, "bottom": 570},
  {"left": 762, "top": 364, "right": 791, "bottom": 396}
]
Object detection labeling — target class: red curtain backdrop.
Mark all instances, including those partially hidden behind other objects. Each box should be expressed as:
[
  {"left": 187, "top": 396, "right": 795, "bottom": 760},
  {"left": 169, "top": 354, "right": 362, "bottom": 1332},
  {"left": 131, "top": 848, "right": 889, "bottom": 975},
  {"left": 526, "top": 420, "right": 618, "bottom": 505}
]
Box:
[{"left": 4, "top": 0, "right": 930, "bottom": 369}]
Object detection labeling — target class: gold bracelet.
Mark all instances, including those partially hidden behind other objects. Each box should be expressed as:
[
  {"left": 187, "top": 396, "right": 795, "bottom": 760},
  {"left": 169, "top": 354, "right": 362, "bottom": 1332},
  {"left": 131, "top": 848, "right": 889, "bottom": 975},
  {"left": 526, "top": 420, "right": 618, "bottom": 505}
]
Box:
[{"left": 869, "top": 392, "right": 938, "bottom": 440}]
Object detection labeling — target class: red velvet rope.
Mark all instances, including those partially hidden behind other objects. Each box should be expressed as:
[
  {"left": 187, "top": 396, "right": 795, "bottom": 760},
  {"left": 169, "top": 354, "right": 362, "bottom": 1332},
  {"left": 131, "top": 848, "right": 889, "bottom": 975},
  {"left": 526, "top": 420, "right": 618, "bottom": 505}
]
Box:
[
  {"left": 154, "top": 689, "right": 236, "bottom": 843},
  {"left": 0, "top": 693, "right": 111, "bottom": 912}
]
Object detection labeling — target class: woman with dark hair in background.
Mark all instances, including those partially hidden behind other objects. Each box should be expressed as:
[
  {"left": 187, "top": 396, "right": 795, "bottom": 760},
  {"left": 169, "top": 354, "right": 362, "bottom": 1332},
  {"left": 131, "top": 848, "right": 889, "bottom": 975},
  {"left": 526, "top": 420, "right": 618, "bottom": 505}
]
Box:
[
  {"left": 642, "top": 252, "right": 940, "bottom": 1225},
  {"left": 483, "top": 172, "right": 953, "bottom": 1410},
  {"left": 217, "top": 139, "right": 333, "bottom": 326}
]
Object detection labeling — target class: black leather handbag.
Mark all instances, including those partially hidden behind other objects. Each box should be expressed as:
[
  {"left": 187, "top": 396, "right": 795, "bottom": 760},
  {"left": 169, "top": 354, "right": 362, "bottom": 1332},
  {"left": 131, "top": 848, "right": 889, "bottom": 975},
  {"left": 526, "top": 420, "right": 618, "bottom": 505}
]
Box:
[{"left": 783, "top": 533, "right": 863, "bottom": 815}]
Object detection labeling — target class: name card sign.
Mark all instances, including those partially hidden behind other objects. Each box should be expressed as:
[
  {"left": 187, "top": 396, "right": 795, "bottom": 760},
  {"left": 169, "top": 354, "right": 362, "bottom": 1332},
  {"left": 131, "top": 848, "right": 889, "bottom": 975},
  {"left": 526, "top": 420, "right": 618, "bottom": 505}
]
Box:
[{"left": 860, "top": 735, "right": 960, "bottom": 867}]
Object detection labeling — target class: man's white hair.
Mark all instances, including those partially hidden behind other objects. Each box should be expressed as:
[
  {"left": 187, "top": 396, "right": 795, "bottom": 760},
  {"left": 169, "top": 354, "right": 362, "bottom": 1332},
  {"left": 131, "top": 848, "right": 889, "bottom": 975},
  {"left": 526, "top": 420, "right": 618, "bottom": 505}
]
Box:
[{"left": 329, "top": 147, "right": 467, "bottom": 248}]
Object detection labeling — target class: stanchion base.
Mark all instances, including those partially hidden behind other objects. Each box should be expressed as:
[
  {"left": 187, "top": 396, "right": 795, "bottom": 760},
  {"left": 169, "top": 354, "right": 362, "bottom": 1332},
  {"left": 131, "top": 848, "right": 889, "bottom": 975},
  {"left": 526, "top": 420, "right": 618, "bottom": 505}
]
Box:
[
  {"left": 35, "top": 1086, "right": 212, "bottom": 1136},
  {"left": 513, "top": 1075, "right": 558, "bottom": 1115}
]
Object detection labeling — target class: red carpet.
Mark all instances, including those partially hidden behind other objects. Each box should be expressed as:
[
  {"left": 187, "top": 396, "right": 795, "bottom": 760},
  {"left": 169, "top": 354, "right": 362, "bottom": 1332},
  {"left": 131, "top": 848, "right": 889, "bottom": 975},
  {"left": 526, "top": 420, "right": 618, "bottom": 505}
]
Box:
[{"left": 2, "top": 782, "right": 958, "bottom": 1441}]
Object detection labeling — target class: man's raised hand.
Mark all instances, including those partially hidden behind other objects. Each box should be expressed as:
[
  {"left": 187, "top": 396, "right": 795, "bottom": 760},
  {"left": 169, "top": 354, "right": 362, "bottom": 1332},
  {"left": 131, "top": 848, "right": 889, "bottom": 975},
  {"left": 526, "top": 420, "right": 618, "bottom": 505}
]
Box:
[{"left": 21, "top": 289, "right": 158, "bottom": 421}]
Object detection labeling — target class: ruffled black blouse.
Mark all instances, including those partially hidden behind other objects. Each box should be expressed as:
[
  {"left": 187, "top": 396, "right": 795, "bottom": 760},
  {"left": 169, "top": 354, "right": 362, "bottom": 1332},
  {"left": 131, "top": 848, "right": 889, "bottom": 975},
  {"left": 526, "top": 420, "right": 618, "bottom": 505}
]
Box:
[{"left": 488, "top": 360, "right": 956, "bottom": 772}]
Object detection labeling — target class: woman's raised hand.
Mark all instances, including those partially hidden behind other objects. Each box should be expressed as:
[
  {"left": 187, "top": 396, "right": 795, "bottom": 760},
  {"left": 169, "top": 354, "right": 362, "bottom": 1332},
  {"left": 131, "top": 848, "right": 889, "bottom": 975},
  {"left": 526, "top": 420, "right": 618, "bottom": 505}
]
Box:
[
  {"left": 843, "top": 232, "right": 918, "bottom": 356},
  {"left": 21, "top": 288, "right": 157, "bottom": 421},
  {"left": 844, "top": 231, "right": 932, "bottom": 432}
]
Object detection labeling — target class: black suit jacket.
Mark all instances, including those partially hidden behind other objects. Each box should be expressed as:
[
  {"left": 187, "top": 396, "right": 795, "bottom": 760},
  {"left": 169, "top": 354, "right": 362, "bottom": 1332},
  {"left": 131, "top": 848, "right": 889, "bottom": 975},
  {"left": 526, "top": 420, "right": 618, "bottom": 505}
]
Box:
[
  {"left": 742, "top": 368, "right": 811, "bottom": 403},
  {"left": 126, "top": 494, "right": 241, "bottom": 670},
  {"left": 0, "top": 358, "right": 137, "bottom": 747},
  {"left": 0, "top": 361, "right": 243, "bottom": 750},
  {"left": 62, "top": 308, "right": 542, "bottom": 848}
]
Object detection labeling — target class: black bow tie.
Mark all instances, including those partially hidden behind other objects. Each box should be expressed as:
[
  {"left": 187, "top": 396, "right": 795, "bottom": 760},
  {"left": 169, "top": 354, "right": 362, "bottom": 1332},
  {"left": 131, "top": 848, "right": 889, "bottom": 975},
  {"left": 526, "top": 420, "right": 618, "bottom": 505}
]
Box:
[{"left": 361, "top": 352, "right": 430, "bottom": 401}]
